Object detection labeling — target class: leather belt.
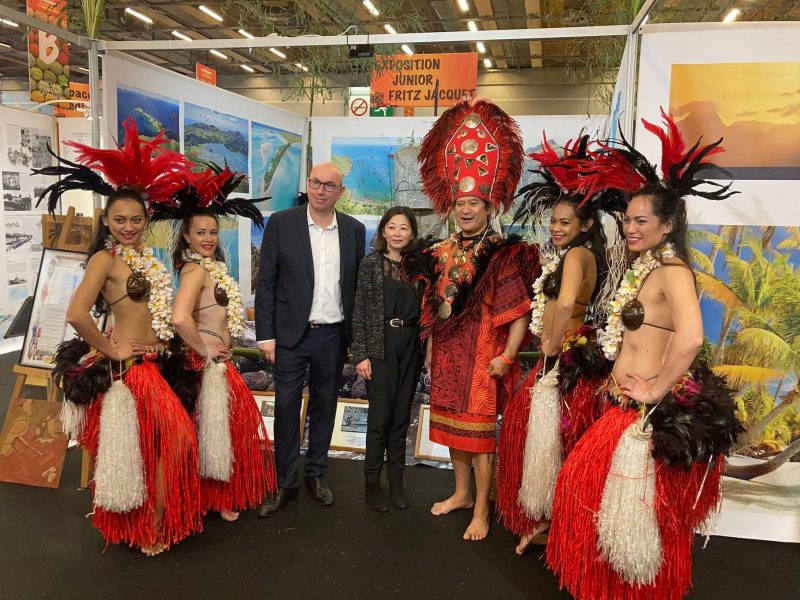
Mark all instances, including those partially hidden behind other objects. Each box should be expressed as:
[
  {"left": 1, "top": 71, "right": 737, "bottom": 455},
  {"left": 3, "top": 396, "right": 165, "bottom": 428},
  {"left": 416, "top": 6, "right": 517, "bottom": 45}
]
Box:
[
  {"left": 386, "top": 318, "right": 419, "bottom": 328},
  {"left": 308, "top": 321, "right": 344, "bottom": 329}
]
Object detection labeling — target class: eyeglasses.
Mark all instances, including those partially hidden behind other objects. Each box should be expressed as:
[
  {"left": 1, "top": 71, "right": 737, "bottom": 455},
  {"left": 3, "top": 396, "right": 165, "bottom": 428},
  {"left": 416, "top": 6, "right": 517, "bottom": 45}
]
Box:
[{"left": 308, "top": 178, "right": 340, "bottom": 192}]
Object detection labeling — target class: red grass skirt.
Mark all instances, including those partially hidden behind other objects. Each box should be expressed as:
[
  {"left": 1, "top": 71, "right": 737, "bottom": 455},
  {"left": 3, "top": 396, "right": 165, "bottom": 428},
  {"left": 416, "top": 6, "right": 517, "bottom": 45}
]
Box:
[
  {"left": 188, "top": 352, "right": 277, "bottom": 514},
  {"left": 81, "top": 359, "right": 203, "bottom": 549},
  {"left": 545, "top": 405, "right": 724, "bottom": 600},
  {"left": 495, "top": 358, "right": 603, "bottom": 537}
]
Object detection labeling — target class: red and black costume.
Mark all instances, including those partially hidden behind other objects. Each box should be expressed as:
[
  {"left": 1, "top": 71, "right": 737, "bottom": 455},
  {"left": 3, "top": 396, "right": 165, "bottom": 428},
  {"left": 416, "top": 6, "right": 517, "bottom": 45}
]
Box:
[
  {"left": 153, "top": 165, "right": 277, "bottom": 516},
  {"left": 39, "top": 120, "right": 204, "bottom": 550},
  {"left": 545, "top": 110, "right": 742, "bottom": 600},
  {"left": 410, "top": 100, "right": 539, "bottom": 453}
]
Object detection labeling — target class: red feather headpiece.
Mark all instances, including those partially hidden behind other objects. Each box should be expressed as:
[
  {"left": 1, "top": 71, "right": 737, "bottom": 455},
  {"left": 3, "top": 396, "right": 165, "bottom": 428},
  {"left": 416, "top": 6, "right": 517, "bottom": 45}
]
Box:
[
  {"left": 64, "top": 118, "right": 193, "bottom": 204},
  {"left": 420, "top": 99, "right": 523, "bottom": 218},
  {"left": 578, "top": 107, "right": 736, "bottom": 204}
]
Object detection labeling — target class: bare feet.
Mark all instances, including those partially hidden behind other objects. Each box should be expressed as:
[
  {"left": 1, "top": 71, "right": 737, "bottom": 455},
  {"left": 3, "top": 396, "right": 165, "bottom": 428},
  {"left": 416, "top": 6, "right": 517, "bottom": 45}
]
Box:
[
  {"left": 141, "top": 541, "right": 167, "bottom": 557},
  {"left": 515, "top": 533, "right": 534, "bottom": 555},
  {"left": 431, "top": 493, "right": 474, "bottom": 516},
  {"left": 516, "top": 522, "right": 550, "bottom": 554},
  {"left": 220, "top": 510, "right": 240, "bottom": 522},
  {"left": 463, "top": 511, "right": 490, "bottom": 541}
]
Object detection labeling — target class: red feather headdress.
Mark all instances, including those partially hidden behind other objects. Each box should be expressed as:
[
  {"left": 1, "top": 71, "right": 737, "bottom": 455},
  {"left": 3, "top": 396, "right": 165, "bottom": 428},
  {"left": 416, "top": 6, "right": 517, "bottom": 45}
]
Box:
[
  {"left": 149, "top": 161, "right": 265, "bottom": 228},
  {"left": 578, "top": 107, "right": 737, "bottom": 204},
  {"left": 33, "top": 118, "right": 193, "bottom": 214},
  {"left": 419, "top": 99, "right": 523, "bottom": 218}
]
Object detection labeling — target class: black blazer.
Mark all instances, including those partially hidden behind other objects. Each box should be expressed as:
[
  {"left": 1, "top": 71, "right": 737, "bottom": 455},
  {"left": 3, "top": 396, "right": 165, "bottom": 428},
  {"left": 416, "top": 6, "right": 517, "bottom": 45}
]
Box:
[{"left": 255, "top": 205, "right": 365, "bottom": 348}]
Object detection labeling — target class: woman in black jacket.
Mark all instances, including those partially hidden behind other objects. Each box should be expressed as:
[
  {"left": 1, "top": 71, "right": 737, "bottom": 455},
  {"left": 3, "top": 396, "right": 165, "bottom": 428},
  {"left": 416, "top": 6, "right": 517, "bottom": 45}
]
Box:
[{"left": 352, "top": 206, "right": 422, "bottom": 512}]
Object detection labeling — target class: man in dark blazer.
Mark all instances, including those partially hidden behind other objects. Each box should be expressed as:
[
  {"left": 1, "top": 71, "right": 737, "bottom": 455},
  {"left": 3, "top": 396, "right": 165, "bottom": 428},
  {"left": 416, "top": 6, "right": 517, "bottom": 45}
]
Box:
[{"left": 255, "top": 162, "right": 365, "bottom": 516}]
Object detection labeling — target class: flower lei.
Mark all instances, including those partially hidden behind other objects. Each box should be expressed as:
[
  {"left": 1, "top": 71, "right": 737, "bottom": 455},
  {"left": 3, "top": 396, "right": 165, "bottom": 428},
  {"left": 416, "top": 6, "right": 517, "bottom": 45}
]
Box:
[
  {"left": 183, "top": 250, "right": 245, "bottom": 337},
  {"left": 529, "top": 246, "right": 566, "bottom": 336},
  {"left": 598, "top": 242, "right": 676, "bottom": 360},
  {"left": 108, "top": 240, "right": 174, "bottom": 341}
]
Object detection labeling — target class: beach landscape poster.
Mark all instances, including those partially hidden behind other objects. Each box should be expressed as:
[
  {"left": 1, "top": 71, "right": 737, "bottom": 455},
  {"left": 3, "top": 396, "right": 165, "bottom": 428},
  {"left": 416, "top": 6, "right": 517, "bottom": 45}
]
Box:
[
  {"left": 689, "top": 224, "right": 800, "bottom": 539},
  {"left": 184, "top": 103, "right": 249, "bottom": 193},
  {"left": 669, "top": 62, "right": 800, "bottom": 180},
  {"left": 250, "top": 215, "right": 269, "bottom": 294},
  {"left": 331, "top": 136, "right": 425, "bottom": 216},
  {"left": 250, "top": 122, "right": 302, "bottom": 211},
  {"left": 116, "top": 84, "right": 180, "bottom": 149}
]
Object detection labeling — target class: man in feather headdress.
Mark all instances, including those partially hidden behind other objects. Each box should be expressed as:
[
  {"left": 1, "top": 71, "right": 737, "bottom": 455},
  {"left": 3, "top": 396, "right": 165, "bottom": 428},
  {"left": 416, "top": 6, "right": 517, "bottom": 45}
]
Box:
[{"left": 410, "top": 99, "right": 540, "bottom": 540}]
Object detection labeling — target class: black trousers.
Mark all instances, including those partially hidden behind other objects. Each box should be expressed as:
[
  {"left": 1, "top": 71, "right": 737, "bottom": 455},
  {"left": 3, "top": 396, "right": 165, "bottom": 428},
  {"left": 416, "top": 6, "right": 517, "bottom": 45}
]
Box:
[
  {"left": 274, "top": 323, "right": 347, "bottom": 490},
  {"left": 364, "top": 326, "right": 422, "bottom": 483}
]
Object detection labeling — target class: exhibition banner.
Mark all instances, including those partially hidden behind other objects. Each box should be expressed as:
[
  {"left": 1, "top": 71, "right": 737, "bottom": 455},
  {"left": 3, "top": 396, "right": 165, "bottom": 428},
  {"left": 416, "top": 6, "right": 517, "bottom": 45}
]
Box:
[
  {"left": 54, "top": 82, "right": 90, "bottom": 118},
  {"left": 370, "top": 52, "right": 477, "bottom": 108},
  {"left": 195, "top": 63, "right": 217, "bottom": 86},
  {"left": 26, "top": 0, "right": 70, "bottom": 106}
]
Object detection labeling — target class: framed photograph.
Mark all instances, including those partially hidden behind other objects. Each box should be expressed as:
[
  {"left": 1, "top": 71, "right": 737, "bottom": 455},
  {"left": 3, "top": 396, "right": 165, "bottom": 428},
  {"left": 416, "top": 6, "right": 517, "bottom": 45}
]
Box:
[
  {"left": 20, "top": 249, "right": 88, "bottom": 369},
  {"left": 414, "top": 405, "right": 452, "bottom": 462},
  {"left": 329, "top": 398, "right": 369, "bottom": 453},
  {"left": 253, "top": 392, "right": 308, "bottom": 442}
]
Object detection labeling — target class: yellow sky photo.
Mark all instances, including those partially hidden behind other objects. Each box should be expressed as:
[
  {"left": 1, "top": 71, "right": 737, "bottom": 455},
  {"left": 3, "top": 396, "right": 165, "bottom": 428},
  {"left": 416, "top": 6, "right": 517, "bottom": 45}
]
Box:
[
  {"left": 670, "top": 62, "right": 800, "bottom": 126},
  {"left": 669, "top": 62, "right": 800, "bottom": 170}
]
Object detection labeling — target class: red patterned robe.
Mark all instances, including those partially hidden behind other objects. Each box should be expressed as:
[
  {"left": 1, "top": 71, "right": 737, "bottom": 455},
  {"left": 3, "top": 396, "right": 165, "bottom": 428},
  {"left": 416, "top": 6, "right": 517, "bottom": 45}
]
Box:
[{"left": 419, "top": 234, "right": 539, "bottom": 453}]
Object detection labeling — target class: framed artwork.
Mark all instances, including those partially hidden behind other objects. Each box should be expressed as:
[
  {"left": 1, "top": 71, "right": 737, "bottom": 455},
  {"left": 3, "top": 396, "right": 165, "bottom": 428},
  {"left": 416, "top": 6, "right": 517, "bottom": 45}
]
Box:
[
  {"left": 253, "top": 392, "right": 308, "bottom": 442},
  {"left": 414, "top": 405, "right": 451, "bottom": 462},
  {"left": 329, "top": 398, "right": 369, "bottom": 453},
  {"left": 20, "top": 249, "right": 88, "bottom": 369}
]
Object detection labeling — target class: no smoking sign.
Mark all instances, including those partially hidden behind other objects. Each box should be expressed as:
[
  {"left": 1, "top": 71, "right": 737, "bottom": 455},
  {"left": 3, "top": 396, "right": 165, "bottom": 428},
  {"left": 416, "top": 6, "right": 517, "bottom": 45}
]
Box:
[{"left": 348, "top": 96, "right": 370, "bottom": 117}]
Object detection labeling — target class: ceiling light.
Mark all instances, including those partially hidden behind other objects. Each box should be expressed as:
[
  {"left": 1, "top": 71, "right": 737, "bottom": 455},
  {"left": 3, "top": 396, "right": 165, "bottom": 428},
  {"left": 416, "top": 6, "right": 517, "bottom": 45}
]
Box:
[
  {"left": 401, "top": 44, "right": 413, "bottom": 55},
  {"left": 269, "top": 47, "right": 286, "bottom": 59},
  {"left": 467, "top": 20, "right": 478, "bottom": 32},
  {"left": 1, "top": 19, "right": 19, "bottom": 28},
  {"left": 77, "top": 67, "right": 90, "bottom": 73},
  {"left": 241, "top": 64, "right": 255, "bottom": 73},
  {"left": 723, "top": 8, "right": 740, "bottom": 23},
  {"left": 0, "top": 42, "right": 11, "bottom": 48},
  {"left": 209, "top": 49, "right": 228, "bottom": 60},
  {"left": 384, "top": 24, "right": 397, "bottom": 35},
  {"left": 483, "top": 58, "right": 492, "bottom": 68},
  {"left": 476, "top": 42, "right": 486, "bottom": 53},
  {"left": 457, "top": 0, "right": 469, "bottom": 11},
  {"left": 362, "top": 0, "right": 380, "bottom": 17},
  {"left": 238, "top": 29, "right": 254, "bottom": 39},
  {"left": 199, "top": 5, "right": 224, "bottom": 22},
  {"left": 125, "top": 7, "right": 153, "bottom": 25},
  {"left": 172, "top": 31, "right": 192, "bottom": 41},
  {"left": 295, "top": 63, "right": 309, "bottom": 72}
]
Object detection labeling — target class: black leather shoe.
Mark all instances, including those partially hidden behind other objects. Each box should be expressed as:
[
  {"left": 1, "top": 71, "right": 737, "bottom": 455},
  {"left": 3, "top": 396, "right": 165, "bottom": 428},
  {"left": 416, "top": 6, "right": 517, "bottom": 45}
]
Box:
[
  {"left": 257, "top": 488, "right": 298, "bottom": 518},
  {"left": 365, "top": 482, "right": 389, "bottom": 513},
  {"left": 305, "top": 477, "right": 334, "bottom": 506},
  {"left": 388, "top": 479, "right": 409, "bottom": 510}
]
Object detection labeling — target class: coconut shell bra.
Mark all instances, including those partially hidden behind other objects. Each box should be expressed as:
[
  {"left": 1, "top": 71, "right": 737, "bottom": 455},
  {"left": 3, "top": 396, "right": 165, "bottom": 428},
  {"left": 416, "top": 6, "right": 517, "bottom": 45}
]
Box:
[
  {"left": 620, "top": 264, "right": 690, "bottom": 332},
  {"left": 109, "top": 273, "right": 150, "bottom": 306}
]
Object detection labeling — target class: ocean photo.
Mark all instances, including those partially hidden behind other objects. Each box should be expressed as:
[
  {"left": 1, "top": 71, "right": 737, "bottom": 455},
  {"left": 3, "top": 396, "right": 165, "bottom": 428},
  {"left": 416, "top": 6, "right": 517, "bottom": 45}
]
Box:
[
  {"left": 116, "top": 84, "right": 180, "bottom": 148},
  {"left": 251, "top": 122, "right": 302, "bottom": 211},
  {"left": 184, "top": 103, "right": 249, "bottom": 192}
]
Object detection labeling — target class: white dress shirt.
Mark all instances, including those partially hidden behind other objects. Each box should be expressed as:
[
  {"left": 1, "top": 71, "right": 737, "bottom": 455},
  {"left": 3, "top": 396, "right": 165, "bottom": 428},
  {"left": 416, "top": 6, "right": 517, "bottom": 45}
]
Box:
[{"left": 307, "top": 205, "right": 344, "bottom": 324}]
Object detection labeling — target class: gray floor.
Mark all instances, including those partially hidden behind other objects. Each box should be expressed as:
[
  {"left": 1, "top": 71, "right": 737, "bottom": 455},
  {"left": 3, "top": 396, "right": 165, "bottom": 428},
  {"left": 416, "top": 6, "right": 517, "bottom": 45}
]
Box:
[{"left": 0, "top": 349, "right": 798, "bottom": 600}]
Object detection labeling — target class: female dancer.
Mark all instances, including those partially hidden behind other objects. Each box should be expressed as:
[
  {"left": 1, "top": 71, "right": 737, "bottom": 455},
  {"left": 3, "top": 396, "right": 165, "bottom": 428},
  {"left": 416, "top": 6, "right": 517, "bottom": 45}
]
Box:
[
  {"left": 495, "top": 135, "right": 620, "bottom": 554},
  {"left": 546, "top": 110, "right": 741, "bottom": 599},
  {"left": 352, "top": 206, "right": 422, "bottom": 512},
  {"left": 41, "top": 121, "right": 203, "bottom": 555},
  {"left": 165, "top": 166, "right": 277, "bottom": 521}
]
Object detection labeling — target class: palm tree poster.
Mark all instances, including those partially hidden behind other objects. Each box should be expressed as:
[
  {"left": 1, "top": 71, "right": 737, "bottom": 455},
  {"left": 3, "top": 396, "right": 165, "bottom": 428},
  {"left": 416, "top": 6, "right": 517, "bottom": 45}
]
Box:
[{"left": 690, "top": 224, "right": 800, "bottom": 542}]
